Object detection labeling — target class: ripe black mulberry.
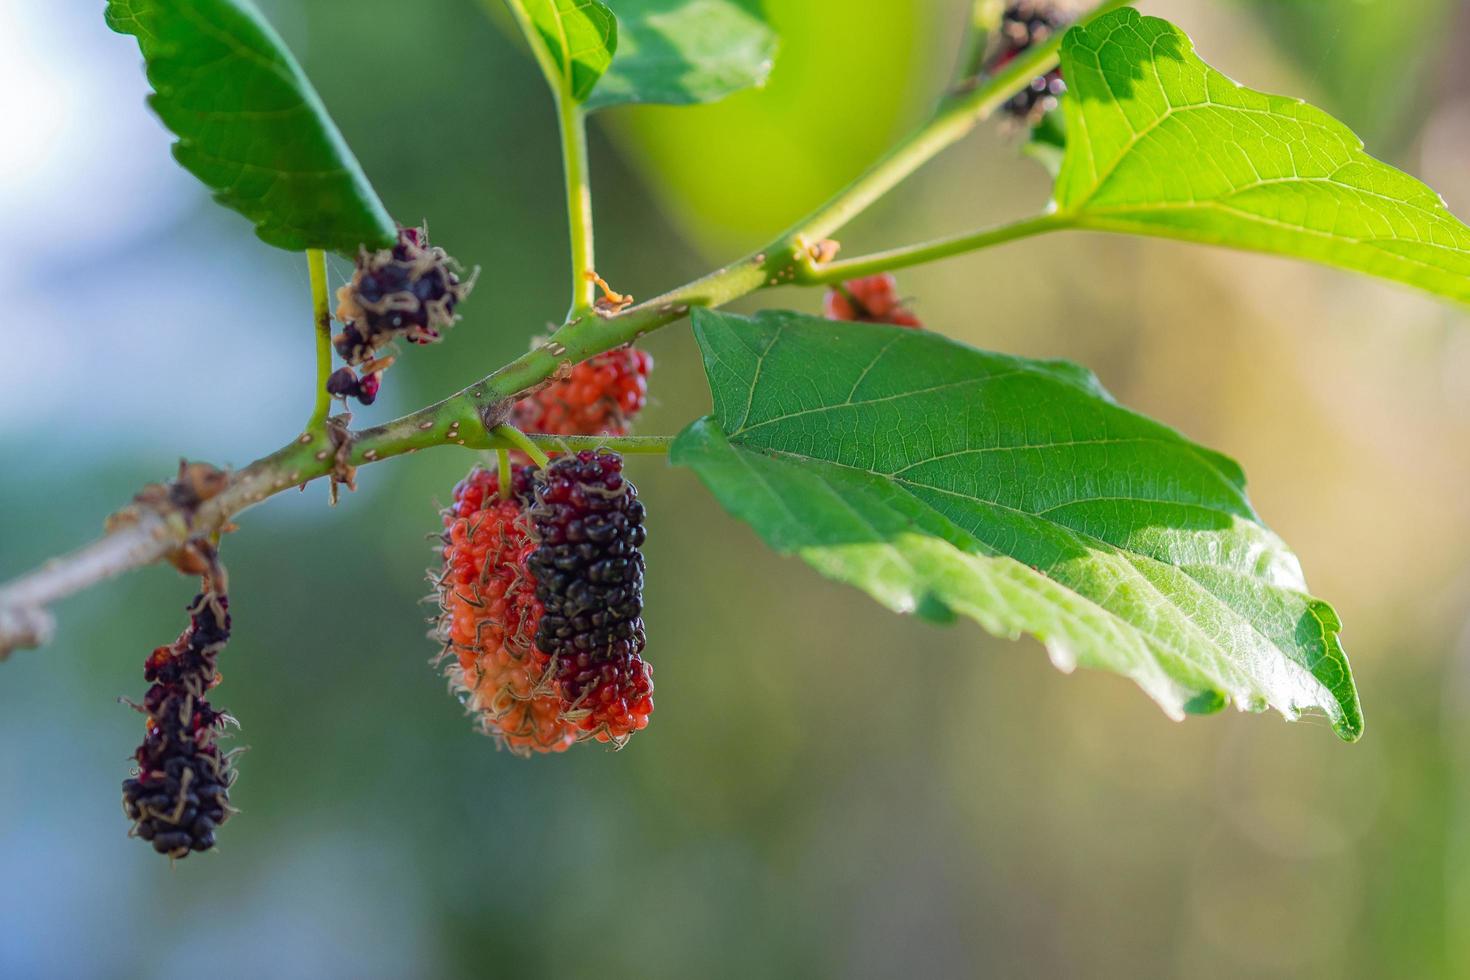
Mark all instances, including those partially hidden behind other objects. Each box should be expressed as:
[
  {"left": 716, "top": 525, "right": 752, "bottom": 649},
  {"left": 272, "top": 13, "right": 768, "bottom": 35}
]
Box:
[
  {"left": 527, "top": 451, "right": 653, "bottom": 743},
  {"left": 991, "top": 1, "right": 1072, "bottom": 122}
]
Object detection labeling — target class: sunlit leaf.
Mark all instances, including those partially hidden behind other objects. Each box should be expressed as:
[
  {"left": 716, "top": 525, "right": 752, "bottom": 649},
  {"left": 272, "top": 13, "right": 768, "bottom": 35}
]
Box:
[
  {"left": 506, "top": 0, "right": 619, "bottom": 102},
  {"left": 673, "top": 309, "right": 1362, "bottom": 741},
  {"left": 586, "top": 0, "right": 776, "bottom": 110},
  {"left": 1052, "top": 8, "right": 1470, "bottom": 306},
  {"left": 106, "top": 0, "right": 396, "bottom": 255}
]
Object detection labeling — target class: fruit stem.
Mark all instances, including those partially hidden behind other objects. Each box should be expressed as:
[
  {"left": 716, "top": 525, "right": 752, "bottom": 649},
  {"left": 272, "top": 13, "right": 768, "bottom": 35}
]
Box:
[
  {"left": 794, "top": 0, "right": 1127, "bottom": 244},
  {"left": 496, "top": 449, "right": 513, "bottom": 500},
  {"left": 952, "top": 0, "right": 1006, "bottom": 91},
  {"left": 491, "top": 425, "right": 552, "bottom": 468},
  {"left": 559, "top": 97, "right": 597, "bottom": 318},
  {"left": 305, "top": 249, "right": 332, "bottom": 431},
  {"left": 523, "top": 434, "right": 675, "bottom": 455},
  {"left": 794, "top": 213, "right": 1071, "bottom": 285},
  {"left": 0, "top": 1, "right": 1130, "bottom": 656}
]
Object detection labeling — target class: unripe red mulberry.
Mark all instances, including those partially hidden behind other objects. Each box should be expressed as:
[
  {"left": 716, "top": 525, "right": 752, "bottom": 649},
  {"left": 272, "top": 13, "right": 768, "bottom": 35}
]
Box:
[
  {"left": 511, "top": 347, "right": 653, "bottom": 438},
  {"left": 823, "top": 274, "right": 923, "bottom": 329},
  {"left": 527, "top": 451, "right": 653, "bottom": 744},
  {"left": 435, "top": 466, "right": 577, "bottom": 754},
  {"left": 122, "top": 590, "right": 236, "bottom": 858},
  {"left": 335, "top": 226, "right": 474, "bottom": 365}
]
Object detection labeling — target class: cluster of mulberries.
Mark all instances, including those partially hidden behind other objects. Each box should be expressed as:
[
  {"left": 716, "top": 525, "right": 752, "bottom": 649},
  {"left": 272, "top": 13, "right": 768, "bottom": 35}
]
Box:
[
  {"left": 329, "top": 226, "right": 474, "bottom": 406},
  {"left": 121, "top": 590, "right": 235, "bottom": 858},
  {"left": 434, "top": 451, "right": 653, "bottom": 751},
  {"left": 435, "top": 465, "right": 577, "bottom": 755},
  {"left": 823, "top": 274, "right": 923, "bottom": 329},
  {"left": 990, "top": 1, "right": 1072, "bottom": 122},
  {"left": 511, "top": 347, "right": 653, "bottom": 438}
]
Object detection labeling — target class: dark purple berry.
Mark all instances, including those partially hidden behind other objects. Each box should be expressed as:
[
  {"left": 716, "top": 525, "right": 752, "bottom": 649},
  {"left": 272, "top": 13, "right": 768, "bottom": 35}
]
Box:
[
  {"left": 123, "top": 591, "right": 236, "bottom": 858},
  {"left": 527, "top": 451, "right": 653, "bottom": 743},
  {"left": 989, "top": 1, "right": 1072, "bottom": 123}
]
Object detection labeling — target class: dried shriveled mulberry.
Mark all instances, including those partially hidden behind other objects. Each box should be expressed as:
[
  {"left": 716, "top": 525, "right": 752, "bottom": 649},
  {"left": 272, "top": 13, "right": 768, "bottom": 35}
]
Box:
[
  {"left": 325, "top": 366, "right": 383, "bottom": 406},
  {"left": 528, "top": 451, "right": 653, "bottom": 744},
  {"left": 511, "top": 347, "right": 653, "bottom": 438},
  {"left": 334, "top": 226, "right": 474, "bottom": 365},
  {"left": 435, "top": 466, "right": 577, "bottom": 754},
  {"left": 122, "top": 589, "right": 236, "bottom": 858},
  {"left": 823, "top": 274, "right": 923, "bottom": 329}
]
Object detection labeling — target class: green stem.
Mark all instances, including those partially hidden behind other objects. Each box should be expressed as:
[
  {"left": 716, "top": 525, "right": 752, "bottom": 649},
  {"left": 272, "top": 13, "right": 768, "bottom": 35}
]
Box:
[
  {"left": 952, "top": 0, "right": 1006, "bottom": 91},
  {"left": 497, "top": 448, "right": 512, "bottom": 500},
  {"left": 366, "top": 0, "right": 1135, "bottom": 450},
  {"left": 559, "top": 96, "right": 596, "bottom": 317},
  {"left": 0, "top": 2, "right": 1133, "bottom": 643},
  {"left": 491, "top": 425, "right": 552, "bottom": 468},
  {"left": 793, "top": 0, "right": 1127, "bottom": 247},
  {"left": 522, "top": 434, "right": 675, "bottom": 455},
  {"left": 795, "top": 213, "right": 1070, "bottom": 285},
  {"left": 306, "top": 249, "right": 332, "bottom": 431}
]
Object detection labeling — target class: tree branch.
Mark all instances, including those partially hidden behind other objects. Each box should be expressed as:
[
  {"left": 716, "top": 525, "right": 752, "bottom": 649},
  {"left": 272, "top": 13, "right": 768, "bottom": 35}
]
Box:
[{"left": 0, "top": 0, "right": 1129, "bottom": 658}]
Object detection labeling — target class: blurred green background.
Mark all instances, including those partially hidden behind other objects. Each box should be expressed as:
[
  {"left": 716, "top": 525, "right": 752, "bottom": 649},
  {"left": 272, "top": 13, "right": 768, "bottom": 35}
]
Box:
[{"left": 4, "top": 0, "right": 1470, "bottom": 976}]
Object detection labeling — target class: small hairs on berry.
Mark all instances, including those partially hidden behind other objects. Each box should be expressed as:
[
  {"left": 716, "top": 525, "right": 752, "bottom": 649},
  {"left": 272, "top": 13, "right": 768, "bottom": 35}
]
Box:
[{"left": 434, "top": 465, "right": 578, "bottom": 755}]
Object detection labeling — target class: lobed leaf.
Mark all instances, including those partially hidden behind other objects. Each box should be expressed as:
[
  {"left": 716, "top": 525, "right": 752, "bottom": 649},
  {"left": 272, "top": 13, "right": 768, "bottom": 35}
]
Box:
[
  {"left": 1052, "top": 8, "right": 1470, "bottom": 306},
  {"left": 586, "top": 0, "right": 777, "bottom": 111},
  {"left": 106, "top": 0, "right": 397, "bottom": 255},
  {"left": 672, "top": 309, "right": 1362, "bottom": 741}
]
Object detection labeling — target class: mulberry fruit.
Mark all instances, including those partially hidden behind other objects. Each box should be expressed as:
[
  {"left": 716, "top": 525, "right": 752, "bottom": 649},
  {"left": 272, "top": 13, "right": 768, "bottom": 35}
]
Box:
[
  {"left": 823, "top": 274, "right": 923, "bottom": 329},
  {"left": 990, "top": 1, "right": 1072, "bottom": 123},
  {"left": 334, "top": 226, "right": 474, "bottom": 365},
  {"left": 528, "top": 451, "right": 653, "bottom": 744},
  {"left": 325, "top": 366, "right": 383, "bottom": 406},
  {"left": 435, "top": 465, "right": 577, "bottom": 754},
  {"left": 122, "top": 590, "right": 236, "bottom": 858},
  {"left": 511, "top": 347, "right": 653, "bottom": 438}
]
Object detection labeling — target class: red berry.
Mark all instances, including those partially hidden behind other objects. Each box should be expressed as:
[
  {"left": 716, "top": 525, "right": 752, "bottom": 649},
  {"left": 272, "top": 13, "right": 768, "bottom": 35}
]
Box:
[
  {"left": 527, "top": 451, "right": 653, "bottom": 744},
  {"left": 511, "top": 347, "right": 653, "bottom": 438},
  {"left": 435, "top": 466, "right": 577, "bottom": 755},
  {"left": 823, "top": 274, "right": 923, "bottom": 329}
]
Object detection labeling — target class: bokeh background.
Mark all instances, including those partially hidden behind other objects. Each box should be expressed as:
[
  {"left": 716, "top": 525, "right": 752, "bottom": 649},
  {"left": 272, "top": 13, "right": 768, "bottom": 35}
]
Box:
[{"left": 4, "top": 0, "right": 1470, "bottom": 976}]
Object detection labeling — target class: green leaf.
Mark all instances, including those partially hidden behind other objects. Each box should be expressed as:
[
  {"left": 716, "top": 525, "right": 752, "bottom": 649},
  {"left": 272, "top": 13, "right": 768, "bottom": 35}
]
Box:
[
  {"left": 585, "top": 0, "right": 776, "bottom": 111},
  {"left": 1022, "top": 108, "right": 1067, "bottom": 178},
  {"left": 672, "top": 309, "right": 1362, "bottom": 741},
  {"left": 506, "top": 0, "right": 619, "bottom": 103},
  {"left": 1052, "top": 8, "right": 1470, "bottom": 306},
  {"left": 106, "top": 0, "right": 396, "bottom": 255}
]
